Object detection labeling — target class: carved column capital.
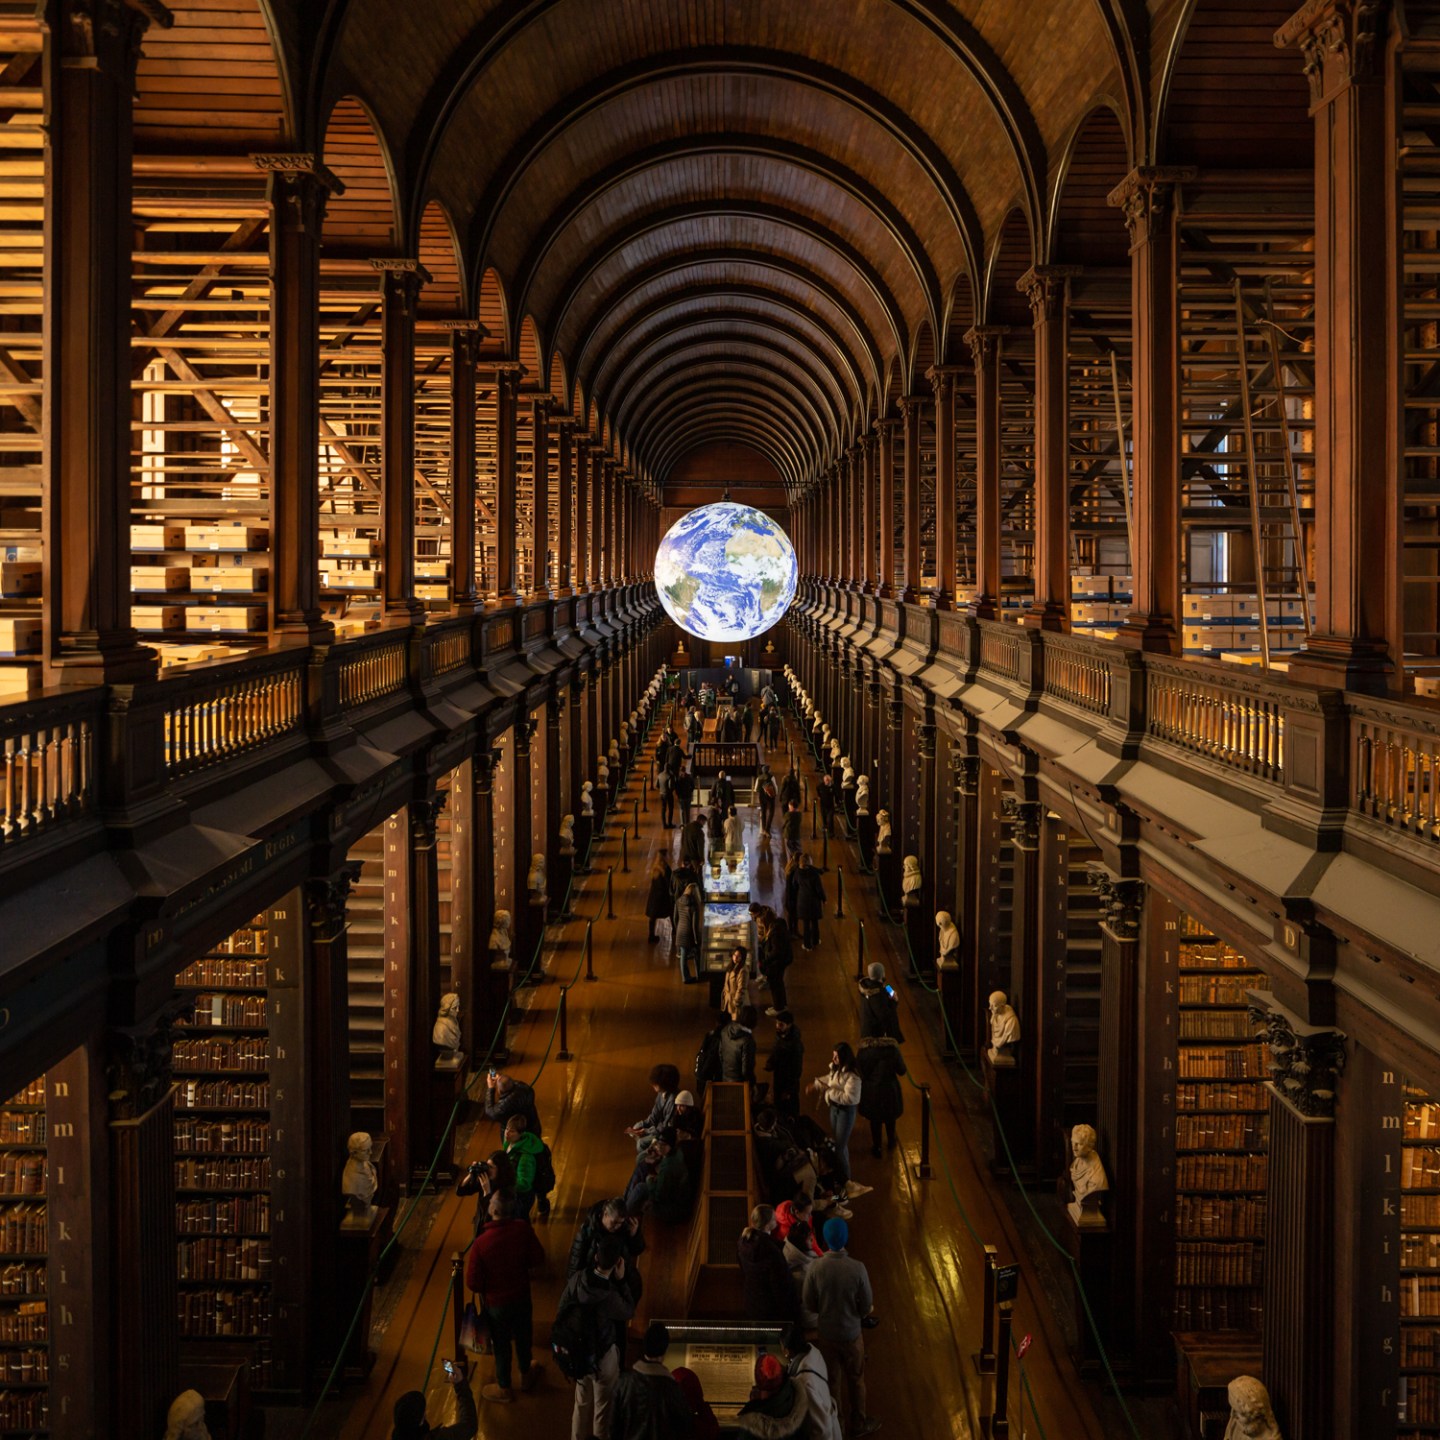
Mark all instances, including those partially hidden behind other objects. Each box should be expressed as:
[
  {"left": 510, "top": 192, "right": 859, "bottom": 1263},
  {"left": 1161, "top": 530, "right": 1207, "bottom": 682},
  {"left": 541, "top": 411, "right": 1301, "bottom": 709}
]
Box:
[
  {"left": 1275, "top": 0, "right": 1388, "bottom": 105},
  {"left": 951, "top": 752, "right": 981, "bottom": 797},
  {"left": 1001, "top": 793, "right": 1043, "bottom": 849},
  {"left": 514, "top": 717, "right": 538, "bottom": 757},
  {"left": 306, "top": 861, "right": 364, "bottom": 942},
  {"left": 410, "top": 790, "right": 448, "bottom": 849},
  {"left": 964, "top": 324, "right": 1007, "bottom": 370},
  {"left": 106, "top": 1009, "right": 186, "bottom": 1121},
  {"left": 62, "top": 0, "right": 172, "bottom": 79},
  {"left": 372, "top": 258, "right": 429, "bottom": 317},
  {"left": 1248, "top": 994, "right": 1349, "bottom": 1119},
  {"left": 472, "top": 745, "right": 502, "bottom": 795},
  {"left": 1085, "top": 863, "right": 1144, "bottom": 941},
  {"left": 547, "top": 690, "right": 566, "bottom": 725},
  {"left": 1107, "top": 167, "right": 1196, "bottom": 245},
  {"left": 918, "top": 722, "right": 937, "bottom": 761},
  {"left": 1017, "top": 265, "right": 1081, "bottom": 324}
]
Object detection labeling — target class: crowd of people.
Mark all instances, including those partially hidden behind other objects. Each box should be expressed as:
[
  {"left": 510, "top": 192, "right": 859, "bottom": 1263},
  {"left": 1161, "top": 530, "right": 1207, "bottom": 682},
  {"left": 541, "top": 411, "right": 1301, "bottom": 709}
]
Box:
[{"left": 404, "top": 673, "right": 897, "bottom": 1440}]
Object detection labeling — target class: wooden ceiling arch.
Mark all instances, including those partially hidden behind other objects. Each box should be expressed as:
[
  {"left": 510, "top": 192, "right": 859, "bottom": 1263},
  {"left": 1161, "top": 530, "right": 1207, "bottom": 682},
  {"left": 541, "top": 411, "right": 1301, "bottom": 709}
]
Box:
[
  {"left": 652, "top": 428, "right": 806, "bottom": 494},
  {"left": 567, "top": 264, "right": 881, "bottom": 406},
  {"left": 319, "top": 95, "right": 398, "bottom": 254},
  {"left": 417, "top": 200, "right": 465, "bottom": 317},
  {"left": 594, "top": 316, "right": 856, "bottom": 437},
  {"left": 647, "top": 414, "right": 812, "bottom": 490},
  {"left": 623, "top": 369, "right": 833, "bottom": 477}
]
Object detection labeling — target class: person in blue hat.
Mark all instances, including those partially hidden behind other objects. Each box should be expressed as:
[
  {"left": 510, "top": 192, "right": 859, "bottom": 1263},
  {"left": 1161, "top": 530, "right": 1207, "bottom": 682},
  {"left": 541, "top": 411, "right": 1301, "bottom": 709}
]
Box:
[{"left": 801, "top": 1218, "right": 880, "bottom": 1438}]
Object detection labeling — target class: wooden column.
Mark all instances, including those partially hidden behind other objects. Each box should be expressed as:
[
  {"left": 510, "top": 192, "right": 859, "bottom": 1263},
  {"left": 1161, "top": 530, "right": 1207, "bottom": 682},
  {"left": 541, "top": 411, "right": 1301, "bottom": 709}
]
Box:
[
  {"left": 469, "top": 750, "right": 500, "bottom": 1062},
  {"left": 262, "top": 156, "right": 339, "bottom": 643},
  {"left": 900, "top": 397, "right": 924, "bottom": 601},
  {"left": 928, "top": 368, "right": 958, "bottom": 609},
  {"left": 494, "top": 363, "right": 524, "bottom": 605},
  {"left": 1021, "top": 267, "right": 1079, "bottom": 631},
  {"left": 1251, "top": 996, "right": 1347, "bottom": 1440},
  {"left": 49, "top": 0, "right": 165, "bottom": 685},
  {"left": 574, "top": 438, "right": 591, "bottom": 591},
  {"left": 599, "top": 461, "right": 615, "bottom": 588},
  {"left": 510, "top": 720, "right": 537, "bottom": 972},
  {"left": 300, "top": 866, "right": 363, "bottom": 1378},
  {"left": 555, "top": 418, "right": 575, "bottom": 595},
  {"left": 530, "top": 399, "right": 553, "bottom": 599},
  {"left": 545, "top": 690, "right": 565, "bottom": 862},
  {"left": 949, "top": 753, "right": 983, "bottom": 1058},
  {"left": 876, "top": 417, "right": 898, "bottom": 597},
  {"left": 1002, "top": 796, "right": 1044, "bottom": 1178},
  {"left": 107, "top": 1022, "right": 181, "bottom": 1437},
  {"left": 966, "top": 327, "right": 1005, "bottom": 621},
  {"left": 860, "top": 429, "right": 878, "bottom": 593},
  {"left": 403, "top": 794, "right": 445, "bottom": 1183},
  {"left": 376, "top": 261, "right": 427, "bottom": 624},
  {"left": 1032, "top": 811, "right": 1072, "bottom": 1180},
  {"left": 568, "top": 675, "right": 586, "bottom": 833},
  {"left": 590, "top": 448, "right": 605, "bottom": 591},
  {"left": 1277, "top": 0, "right": 1393, "bottom": 690},
  {"left": 1109, "top": 168, "right": 1190, "bottom": 653},
  {"left": 448, "top": 324, "right": 484, "bottom": 611},
  {"left": 380, "top": 808, "right": 417, "bottom": 1183},
  {"left": 845, "top": 449, "right": 861, "bottom": 589},
  {"left": 1091, "top": 867, "right": 1146, "bottom": 1373}
]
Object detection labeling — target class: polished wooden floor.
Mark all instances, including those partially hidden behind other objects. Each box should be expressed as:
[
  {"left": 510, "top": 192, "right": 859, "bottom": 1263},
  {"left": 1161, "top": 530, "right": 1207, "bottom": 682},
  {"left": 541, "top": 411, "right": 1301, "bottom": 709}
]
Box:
[{"left": 324, "top": 708, "right": 1109, "bottom": 1440}]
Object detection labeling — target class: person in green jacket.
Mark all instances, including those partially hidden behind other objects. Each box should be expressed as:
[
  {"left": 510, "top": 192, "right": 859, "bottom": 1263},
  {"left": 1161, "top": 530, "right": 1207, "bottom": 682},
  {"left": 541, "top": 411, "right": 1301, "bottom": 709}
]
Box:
[{"left": 503, "top": 1115, "right": 547, "bottom": 1220}]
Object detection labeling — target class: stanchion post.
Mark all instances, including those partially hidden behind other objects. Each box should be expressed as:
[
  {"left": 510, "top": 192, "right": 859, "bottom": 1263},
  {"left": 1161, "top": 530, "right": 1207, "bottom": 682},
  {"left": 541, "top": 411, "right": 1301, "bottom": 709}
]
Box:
[
  {"left": 857, "top": 920, "right": 867, "bottom": 980},
  {"left": 992, "top": 1301, "right": 1014, "bottom": 1437},
  {"left": 606, "top": 866, "right": 615, "bottom": 920},
  {"left": 975, "top": 1245, "right": 998, "bottom": 1375},
  {"left": 621, "top": 828, "right": 629, "bottom": 873},
  {"left": 821, "top": 828, "right": 829, "bottom": 871},
  {"left": 835, "top": 866, "right": 845, "bottom": 920},
  {"left": 584, "top": 920, "right": 596, "bottom": 981},
  {"left": 915, "top": 1083, "right": 933, "bottom": 1179},
  {"left": 811, "top": 800, "right": 817, "bottom": 840},
  {"left": 633, "top": 797, "right": 640, "bottom": 833},
  {"left": 642, "top": 776, "right": 649, "bottom": 813},
  {"left": 450, "top": 1252, "right": 464, "bottom": 1356},
  {"left": 557, "top": 987, "right": 572, "bottom": 1061}
]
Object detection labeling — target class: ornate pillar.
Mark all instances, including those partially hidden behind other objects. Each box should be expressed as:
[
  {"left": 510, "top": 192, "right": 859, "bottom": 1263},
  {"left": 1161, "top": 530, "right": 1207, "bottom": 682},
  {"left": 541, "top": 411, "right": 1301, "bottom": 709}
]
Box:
[
  {"left": 942, "top": 751, "right": 983, "bottom": 1057},
  {"left": 874, "top": 417, "right": 898, "bottom": 598},
  {"left": 469, "top": 749, "right": 501, "bottom": 1062},
  {"left": 529, "top": 398, "right": 552, "bottom": 600},
  {"left": 446, "top": 323, "right": 484, "bottom": 611},
  {"left": 600, "top": 461, "right": 616, "bottom": 588},
  {"left": 1021, "top": 266, "right": 1080, "bottom": 630},
  {"left": 899, "top": 397, "right": 924, "bottom": 602},
  {"left": 555, "top": 417, "right": 575, "bottom": 595},
  {"left": 928, "top": 368, "right": 958, "bottom": 609},
  {"left": 545, "top": 690, "right": 565, "bottom": 862},
  {"left": 494, "top": 363, "right": 524, "bottom": 605},
  {"left": 907, "top": 722, "right": 939, "bottom": 971},
  {"left": 1108, "top": 168, "right": 1191, "bottom": 653},
  {"left": 510, "top": 719, "right": 537, "bottom": 973},
  {"left": 262, "top": 155, "right": 339, "bottom": 643},
  {"left": 1001, "top": 794, "right": 1044, "bottom": 1177},
  {"left": 49, "top": 0, "right": 166, "bottom": 685},
  {"left": 1250, "top": 994, "right": 1347, "bottom": 1440},
  {"left": 1277, "top": 0, "right": 1394, "bottom": 690},
  {"left": 574, "top": 437, "right": 592, "bottom": 592},
  {"left": 375, "top": 260, "right": 427, "bottom": 624},
  {"left": 403, "top": 792, "right": 446, "bottom": 1182},
  {"left": 965, "top": 327, "right": 1005, "bottom": 621},
  {"left": 860, "top": 428, "right": 878, "bottom": 593},
  {"left": 589, "top": 447, "right": 605, "bottom": 591},
  {"left": 380, "top": 808, "right": 415, "bottom": 1181}
]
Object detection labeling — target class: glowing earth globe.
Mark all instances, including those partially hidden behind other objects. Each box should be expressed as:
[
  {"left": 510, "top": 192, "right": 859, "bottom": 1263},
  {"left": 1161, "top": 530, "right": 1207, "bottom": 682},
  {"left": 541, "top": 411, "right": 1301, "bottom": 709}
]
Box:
[{"left": 654, "top": 501, "right": 798, "bottom": 642}]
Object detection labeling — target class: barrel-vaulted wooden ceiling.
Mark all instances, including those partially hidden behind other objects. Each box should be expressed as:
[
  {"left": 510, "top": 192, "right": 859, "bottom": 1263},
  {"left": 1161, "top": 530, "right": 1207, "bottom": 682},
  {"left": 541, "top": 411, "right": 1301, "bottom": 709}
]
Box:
[{"left": 135, "top": 0, "right": 1313, "bottom": 500}]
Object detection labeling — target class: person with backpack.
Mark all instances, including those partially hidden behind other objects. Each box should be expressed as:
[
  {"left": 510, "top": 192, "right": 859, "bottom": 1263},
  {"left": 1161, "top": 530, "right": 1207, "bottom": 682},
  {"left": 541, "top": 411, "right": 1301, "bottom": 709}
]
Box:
[
  {"left": 732, "top": 1354, "right": 809, "bottom": 1439},
  {"left": 503, "top": 1115, "right": 554, "bottom": 1221},
  {"left": 694, "top": 1017, "right": 726, "bottom": 1100},
  {"left": 719, "top": 1004, "right": 758, "bottom": 1085},
  {"left": 781, "top": 801, "right": 803, "bottom": 860},
  {"left": 676, "top": 766, "right": 696, "bottom": 825},
  {"left": 554, "top": 1235, "right": 636, "bottom": 1440},
  {"left": 792, "top": 854, "right": 826, "bottom": 951},
  {"left": 765, "top": 1011, "right": 805, "bottom": 1118},
  {"left": 465, "top": 1189, "right": 547, "bottom": 1403},
  {"left": 758, "top": 769, "right": 778, "bottom": 833},
  {"left": 609, "top": 1322, "right": 694, "bottom": 1439},
  {"left": 781, "top": 1323, "right": 844, "bottom": 1440},
  {"left": 673, "top": 881, "right": 703, "bottom": 985},
  {"left": 658, "top": 765, "right": 676, "bottom": 828}
]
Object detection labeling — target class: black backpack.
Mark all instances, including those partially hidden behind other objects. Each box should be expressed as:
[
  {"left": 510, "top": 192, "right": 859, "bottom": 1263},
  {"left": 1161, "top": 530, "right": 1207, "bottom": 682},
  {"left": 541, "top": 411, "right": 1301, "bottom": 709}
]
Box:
[
  {"left": 533, "top": 1141, "right": 556, "bottom": 1198},
  {"left": 551, "top": 1292, "right": 601, "bottom": 1380},
  {"left": 694, "top": 1026, "right": 724, "bottom": 1096}
]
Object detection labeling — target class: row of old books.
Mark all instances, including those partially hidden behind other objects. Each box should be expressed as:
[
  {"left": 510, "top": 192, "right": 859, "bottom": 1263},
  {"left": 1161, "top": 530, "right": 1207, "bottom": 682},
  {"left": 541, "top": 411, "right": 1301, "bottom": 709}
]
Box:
[
  {"left": 0, "top": 1154, "right": 43, "bottom": 1197},
  {"left": 1175, "top": 1241, "right": 1263, "bottom": 1287},
  {"left": 173, "top": 1117, "right": 269, "bottom": 1155},
  {"left": 175, "top": 1195, "right": 270, "bottom": 1236},
  {"left": 0, "top": 1303, "right": 44, "bottom": 1344},
  {"left": 1175, "top": 1083, "right": 1265, "bottom": 1113},
  {"left": 175, "top": 1078, "right": 270, "bottom": 1112},
  {"left": 1176, "top": 1195, "right": 1266, "bottom": 1239},
  {"left": 1176, "top": 1114, "right": 1268, "bottom": 1151},
  {"left": 187, "top": 993, "right": 268, "bottom": 1028},
  {"left": 172, "top": 1036, "right": 269, "bottom": 1072},
  {"left": 1178, "top": 1046, "right": 1265, "bottom": 1081},
  {"left": 176, "top": 1237, "right": 272, "bottom": 1283},
  {"left": 177, "top": 957, "right": 268, "bottom": 989},
  {"left": 0, "top": 1205, "right": 44, "bottom": 1256},
  {"left": 174, "top": 1157, "right": 271, "bottom": 1192}
]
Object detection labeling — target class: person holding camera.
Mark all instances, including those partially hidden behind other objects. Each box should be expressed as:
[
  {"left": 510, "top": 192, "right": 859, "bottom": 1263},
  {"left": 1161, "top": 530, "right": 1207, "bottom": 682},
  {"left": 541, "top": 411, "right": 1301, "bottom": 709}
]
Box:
[
  {"left": 465, "top": 1190, "right": 546, "bottom": 1403},
  {"left": 390, "top": 1351, "right": 477, "bottom": 1439},
  {"left": 456, "top": 1150, "right": 515, "bottom": 1234}
]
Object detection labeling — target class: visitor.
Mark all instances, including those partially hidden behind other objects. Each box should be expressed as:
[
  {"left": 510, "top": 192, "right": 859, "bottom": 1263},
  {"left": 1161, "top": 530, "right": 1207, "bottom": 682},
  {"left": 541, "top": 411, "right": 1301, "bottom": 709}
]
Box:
[
  {"left": 502, "top": 1114, "right": 550, "bottom": 1220},
  {"left": 723, "top": 805, "right": 742, "bottom": 853},
  {"left": 792, "top": 853, "right": 826, "bottom": 951},
  {"left": 801, "top": 1218, "right": 879, "bottom": 1438},
  {"left": 779, "top": 769, "right": 801, "bottom": 810},
  {"left": 706, "top": 804, "right": 725, "bottom": 855},
  {"left": 680, "top": 814, "right": 707, "bottom": 870},
  {"left": 765, "top": 1010, "right": 805, "bottom": 1118},
  {"left": 623, "top": 1127, "right": 689, "bottom": 1222},
  {"left": 774, "top": 1189, "right": 823, "bottom": 1254},
  {"left": 737, "top": 1205, "right": 801, "bottom": 1324},
  {"left": 554, "top": 1235, "right": 637, "bottom": 1440},
  {"left": 722, "top": 946, "right": 753, "bottom": 1020},
  {"left": 456, "top": 1149, "right": 515, "bottom": 1234},
  {"left": 713, "top": 768, "right": 735, "bottom": 813},
  {"left": 856, "top": 1032, "right": 907, "bottom": 1157},
  {"left": 741, "top": 704, "right": 755, "bottom": 742},
  {"left": 465, "top": 1189, "right": 546, "bottom": 1401},
  {"left": 758, "top": 908, "right": 793, "bottom": 1014},
  {"left": 673, "top": 882, "right": 703, "bottom": 985},
  {"left": 658, "top": 765, "right": 676, "bottom": 828},
  {"left": 758, "top": 766, "right": 778, "bottom": 832},
  {"left": 566, "top": 1198, "right": 646, "bottom": 1353},
  {"left": 719, "top": 1003, "right": 758, "bottom": 1085},
  {"left": 391, "top": 1353, "right": 477, "bottom": 1440},
  {"left": 817, "top": 776, "right": 836, "bottom": 837},
  {"left": 624, "top": 1063, "right": 681, "bottom": 1149},
  {"left": 644, "top": 854, "right": 673, "bottom": 943},
  {"left": 782, "top": 800, "right": 803, "bottom": 859},
  {"left": 609, "top": 1322, "right": 694, "bottom": 1439},
  {"left": 672, "top": 1367, "right": 721, "bottom": 1440},
  {"left": 858, "top": 963, "right": 905, "bottom": 1043},
  {"left": 808, "top": 1044, "right": 861, "bottom": 1196},
  {"left": 732, "top": 1354, "right": 809, "bottom": 1439},
  {"left": 676, "top": 766, "right": 697, "bottom": 825},
  {"left": 782, "top": 1220, "right": 820, "bottom": 1332},
  {"left": 781, "top": 1323, "right": 844, "bottom": 1440},
  {"left": 485, "top": 1071, "right": 542, "bottom": 1138}
]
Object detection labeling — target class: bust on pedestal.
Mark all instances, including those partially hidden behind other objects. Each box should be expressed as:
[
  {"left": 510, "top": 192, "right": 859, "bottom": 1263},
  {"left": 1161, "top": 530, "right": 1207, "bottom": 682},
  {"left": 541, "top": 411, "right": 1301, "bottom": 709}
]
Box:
[
  {"left": 557, "top": 814, "right": 576, "bottom": 916},
  {"left": 432, "top": 993, "right": 462, "bottom": 1064},
  {"left": 1224, "top": 1377, "right": 1282, "bottom": 1440},
  {"left": 987, "top": 990, "right": 1019, "bottom": 1066},
  {"left": 936, "top": 911, "right": 960, "bottom": 969},
  {"left": 342, "top": 1131, "right": 378, "bottom": 1226},
  {"left": 1066, "top": 1124, "right": 1109, "bottom": 1228},
  {"left": 875, "top": 809, "right": 892, "bottom": 853},
  {"left": 163, "top": 1391, "right": 211, "bottom": 1440},
  {"left": 901, "top": 854, "right": 922, "bottom": 907}
]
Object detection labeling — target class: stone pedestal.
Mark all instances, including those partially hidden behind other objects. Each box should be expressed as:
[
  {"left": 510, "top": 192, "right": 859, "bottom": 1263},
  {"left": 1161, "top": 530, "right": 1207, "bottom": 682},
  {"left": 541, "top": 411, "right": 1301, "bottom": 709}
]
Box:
[
  {"left": 856, "top": 812, "right": 877, "bottom": 871},
  {"left": 427, "top": 1055, "right": 467, "bottom": 1188},
  {"left": 937, "top": 955, "right": 972, "bottom": 1060},
  {"left": 574, "top": 815, "right": 594, "bottom": 872},
  {"left": 337, "top": 1207, "right": 390, "bottom": 1380},
  {"left": 476, "top": 957, "right": 514, "bottom": 1066},
  {"left": 555, "top": 849, "right": 576, "bottom": 917},
  {"left": 982, "top": 1045, "right": 1033, "bottom": 1181},
  {"left": 1064, "top": 1206, "right": 1113, "bottom": 1378}
]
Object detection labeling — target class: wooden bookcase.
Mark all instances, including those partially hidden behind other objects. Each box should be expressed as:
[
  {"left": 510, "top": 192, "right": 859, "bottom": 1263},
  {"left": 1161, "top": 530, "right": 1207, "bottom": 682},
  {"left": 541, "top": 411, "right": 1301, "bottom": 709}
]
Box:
[
  {"left": 172, "top": 908, "right": 309, "bottom": 1398},
  {"left": 1173, "top": 914, "right": 1271, "bottom": 1334},
  {"left": 0, "top": 1077, "right": 47, "bottom": 1437},
  {"left": 1401, "top": 1081, "right": 1440, "bottom": 1436},
  {"left": 345, "top": 822, "right": 389, "bottom": 1135}
]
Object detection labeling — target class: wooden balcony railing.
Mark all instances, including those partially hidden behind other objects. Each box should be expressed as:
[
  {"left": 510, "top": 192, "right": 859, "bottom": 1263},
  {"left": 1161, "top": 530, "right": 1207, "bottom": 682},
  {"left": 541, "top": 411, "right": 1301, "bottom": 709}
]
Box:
[
  {"left": 161, "top": 651, "right": 306, "bottom": 780},
  {"left": 977, "top": 619, "right": 1022, "bottom": 681},
  {"left": 1042, "top": 632, "right": 1112, "bottom": 716},
  {"left": 1145, "top": 658, "right": 1286, "bottom": 784},
  {"left": 1351, "top": 698, "right": 1440, "bottom": 845},
  {"left": 336, "top": 631, "right": 409, "bottom": 712},
  {"left": 1, "top": 691, "right": 99, "bottom": 846},
  {"left": 423, "top": 618, "right": 473, "bottom": 679}
]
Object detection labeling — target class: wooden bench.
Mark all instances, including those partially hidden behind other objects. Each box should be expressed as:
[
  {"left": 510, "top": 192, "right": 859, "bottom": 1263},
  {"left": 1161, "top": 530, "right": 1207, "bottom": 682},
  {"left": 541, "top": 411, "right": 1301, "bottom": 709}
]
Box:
[{"left": 684, "top": 1082, "right": 759, "bottom": 1318}]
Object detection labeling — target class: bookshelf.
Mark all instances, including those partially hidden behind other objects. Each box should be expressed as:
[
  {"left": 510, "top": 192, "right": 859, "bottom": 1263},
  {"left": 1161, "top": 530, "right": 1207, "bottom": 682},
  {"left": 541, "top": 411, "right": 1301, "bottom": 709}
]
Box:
[
  {"left": 1173, "top": 914, "right": 1270, "bottom": 1334},
  {"left": 0, "top": 1077, "right": 47, "bottom": 1437},
  {"left": 346, "top": 823, "right": 388, "bottom": 1134},
  {"left": 1401, "top": 1082, "right": 1440, "bottom": 1436}
]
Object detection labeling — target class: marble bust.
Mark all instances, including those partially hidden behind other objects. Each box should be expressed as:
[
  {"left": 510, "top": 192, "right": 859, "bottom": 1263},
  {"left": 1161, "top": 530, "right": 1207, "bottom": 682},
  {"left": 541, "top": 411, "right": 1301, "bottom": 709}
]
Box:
[
  {"left": 936, "top": 910, "right": 960, "bottom": 967},
  {"left": 619, "top": 720, "right": 630, "bottom": 745},
  {"left": 855, "top": 776, "right": 871, "bottom": 815},
  {"left": 581, "top": 780, "right": 594, "bottom": 816},
  {"left": 840, "top": 757, "right": 856, "bottom": 789},
  {"left": 597, "top": 754, "right": 610, "bottom": 786},
  {"left": 1068, "top": 1123, "right": 1109, "bottom": 1226},
  {"left": 432, "top": 992, "right": 461, "bottom": 1061},
  {"left": 342, "top": 1131, "right": 377, "bottom": 1220},
  {"left": 489, "top": 908, "right": 513, "bottom": 959},
  {"left": 876, "top": 809, "right": 893, "bottom": 853},
  {"left": 163, "top": 1390, "right": 211, "bottom": 1440},
  {"left": 1224, "top": 1377, "right": 1282, "bottom": 1440},
  {"left": 988, "top": 990, "right": 1019, "bottom": 1066},
  {"left": 559, "top": 813, "right": 576, "bottom": 855},
  {"left": 527, "top": 852, "right": 548, "bottom": 904},
  {"left": 607, "top": 739, "right": 621, "bottom": 765},
  {"left": 901, "top": 854, "right": 922, "bottom": 906}
]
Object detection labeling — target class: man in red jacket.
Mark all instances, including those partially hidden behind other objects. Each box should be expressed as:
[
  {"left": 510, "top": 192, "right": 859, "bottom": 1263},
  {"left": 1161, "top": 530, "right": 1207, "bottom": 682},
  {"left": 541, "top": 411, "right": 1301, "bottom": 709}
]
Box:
[{"left": 465, "top": 1189, "right": 547, "bottom": 1402}]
